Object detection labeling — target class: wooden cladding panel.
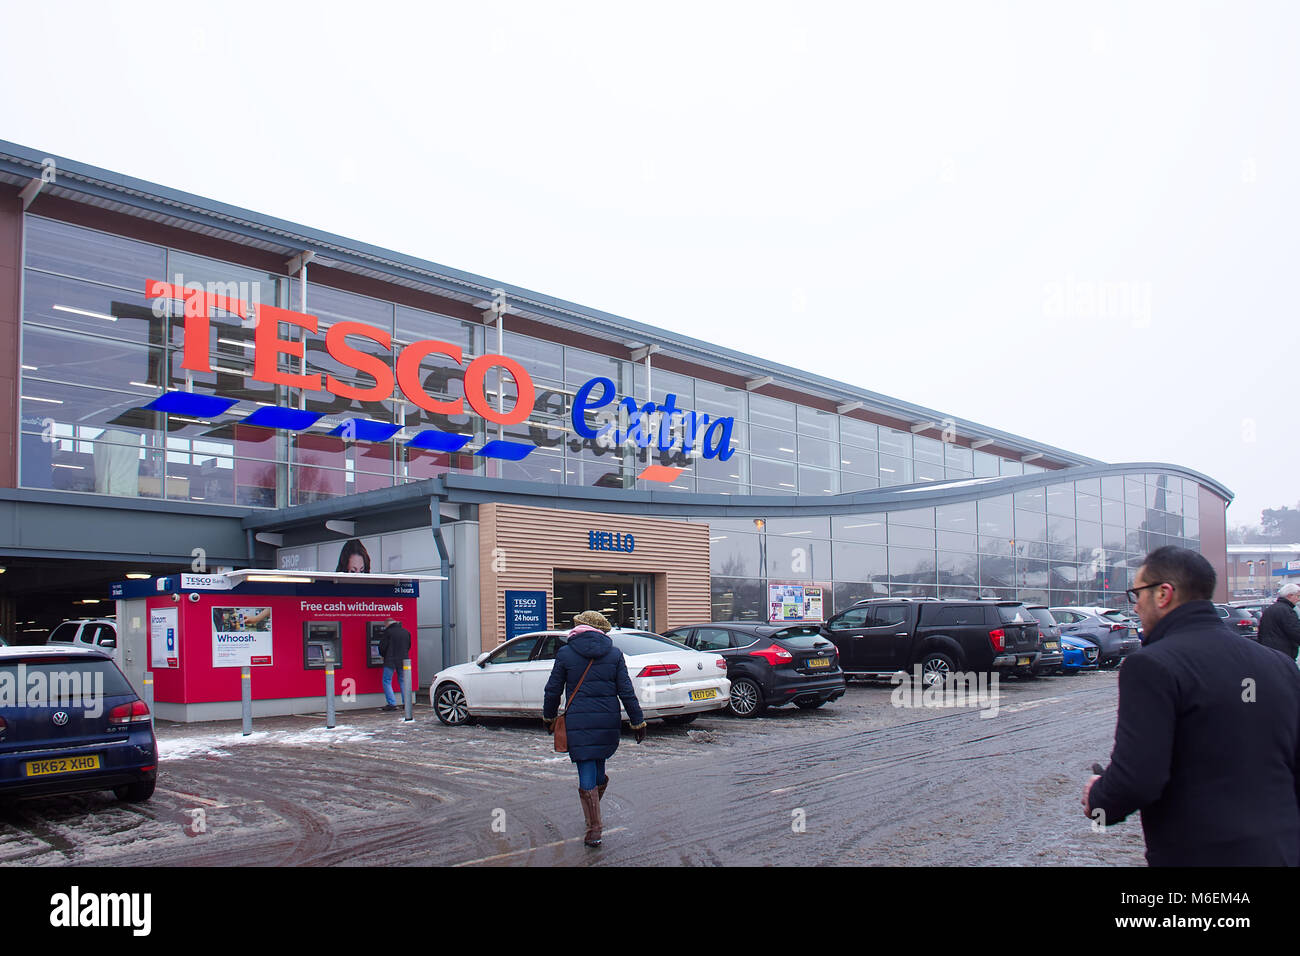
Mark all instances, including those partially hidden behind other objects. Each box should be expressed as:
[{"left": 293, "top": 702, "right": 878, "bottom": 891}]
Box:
[{"left": 477, "top": 502, "right": 710, "bottom": 652}]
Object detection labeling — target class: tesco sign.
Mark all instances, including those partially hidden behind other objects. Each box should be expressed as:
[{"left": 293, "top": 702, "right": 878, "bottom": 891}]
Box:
[{"left": 147, "top": 279, "right": 737, "bottom": 460}]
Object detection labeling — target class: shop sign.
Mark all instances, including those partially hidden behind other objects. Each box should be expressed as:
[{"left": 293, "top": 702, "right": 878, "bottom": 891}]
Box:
[
  {"left": 145, "top": 279, "right": 738, "bottom": 461},
  {"left": 505, "top": 590, "right": 547, "bottom": 642},
  {"left": 588, "top": 531, "right": 635, "bottom": 553}
]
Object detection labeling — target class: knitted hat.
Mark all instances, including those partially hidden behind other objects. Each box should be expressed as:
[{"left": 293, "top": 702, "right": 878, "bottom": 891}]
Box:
[{"left": 573, "top": 610, "right": 613, "bottom": 632}]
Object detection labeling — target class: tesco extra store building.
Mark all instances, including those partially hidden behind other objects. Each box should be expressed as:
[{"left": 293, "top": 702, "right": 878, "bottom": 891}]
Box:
[{"left": 0, "top": 140, "right": 1232, "bottom": 682}]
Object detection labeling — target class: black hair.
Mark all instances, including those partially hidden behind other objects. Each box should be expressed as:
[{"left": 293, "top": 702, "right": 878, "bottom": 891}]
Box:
[
  {"left": 1141, "top": 546, "right": 1216, "bottom": 601},
  {"left": 336, "top": 538, "right": 371, "bottom": 574}
]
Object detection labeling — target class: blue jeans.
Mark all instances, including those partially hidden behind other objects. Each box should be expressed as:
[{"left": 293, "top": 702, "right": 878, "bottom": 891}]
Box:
[
  {"left": 577, "top": 759, "right": 607, "bottom": 791},
  {"left": 382, "top": 666, "right": 405, "bottom": 707}
]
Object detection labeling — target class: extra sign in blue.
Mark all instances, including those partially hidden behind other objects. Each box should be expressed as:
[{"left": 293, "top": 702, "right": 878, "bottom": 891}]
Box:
[{"left": 505, "top": 590, "right": 548, "bottom": 643}]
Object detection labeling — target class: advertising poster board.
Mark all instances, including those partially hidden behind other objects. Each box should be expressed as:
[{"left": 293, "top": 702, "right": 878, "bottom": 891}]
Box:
[
  {"left": 505, "top": 590, "right": 548, "bottom": 642},
  {"left": 212, "top": 606, "right": 274, "bottom": 667},
  {"left": 321, "top": 536, "right": 382, "bottom": 575},
  {"left": 767, "top": 584, "right": 824, "bottom": 624},
  {"left": 150, "top": 606, "right": 179, "bottom": 669}
]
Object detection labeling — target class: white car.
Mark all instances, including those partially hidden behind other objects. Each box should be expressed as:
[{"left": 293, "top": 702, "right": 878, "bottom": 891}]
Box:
[
  {"left": 47, "top": 618, "right": 118, "bottom": 650},
  {"left": 430, "top": 628, "right": 730, "bottom": 727}
]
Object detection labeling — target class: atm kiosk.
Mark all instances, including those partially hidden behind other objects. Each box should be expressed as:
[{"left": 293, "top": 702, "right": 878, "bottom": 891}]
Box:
[
  {"left": 110, "top": 569, "right": 437, "bottom": 723},
  {"left": 367, "top": 621, "right": 388, "bottom": 668},
  {"left": 304, "top": 621, "right": 343, "bottom": 670}
]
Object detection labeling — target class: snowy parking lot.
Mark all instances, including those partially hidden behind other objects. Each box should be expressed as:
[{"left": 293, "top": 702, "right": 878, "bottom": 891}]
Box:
[{"left": 0, "top": 670, "right": 1146, "bottom": 866}]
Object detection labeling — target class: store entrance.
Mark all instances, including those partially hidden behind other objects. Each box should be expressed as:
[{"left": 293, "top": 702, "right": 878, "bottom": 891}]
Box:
[{"left": 553, "top": 570, "right": 653, "bottom": 631}]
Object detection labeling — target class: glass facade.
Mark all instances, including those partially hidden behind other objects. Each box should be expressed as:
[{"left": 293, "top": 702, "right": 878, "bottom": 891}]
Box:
[
  {"left": 697, "top": 472, "right": 1203, "bottom": 620},
  {"left": 21, "top": 215, "right": 1073, "bottom": 507}
]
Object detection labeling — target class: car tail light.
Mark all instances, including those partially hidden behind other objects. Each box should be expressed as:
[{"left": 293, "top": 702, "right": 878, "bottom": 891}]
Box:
[
  {"left": 715, "top": 657, "right": 728, "bottom": 670},
  {"left": 1235, "top": 620, "right": 1254, "bottom": 628},
  {"left": 988, "top": 628, "right": 1006, "bottom": 652},
  {"left": 636, "top": 664, "right": 680, "bottom": 678},
  {"left": 108, "top": 700, "right": 151, "bottom": 725},
  {"left": 748, "top": 645, "right": 794, "bottom": 666},
  {"left": 0, "top": 715, "right": 6, "bottom": 738}
]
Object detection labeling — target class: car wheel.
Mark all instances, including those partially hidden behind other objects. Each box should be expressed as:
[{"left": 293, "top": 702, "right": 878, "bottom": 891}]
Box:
[
  {"left": 662, "top": 714, "right": 697, "bottom": 725},
  {"left": 114, "top": 779, "right": 155, "bottom": 803},
  {"left": 918, "top": 652, "right": 956, "bottom": 687},
  {"left": 433, "top": 683, "right": 472, "bottom": 726},
  {"left": 794, "top": 699, "right": 826, "bottom": 710},
  {"left": 728, "top": 678, "right": 765, "bottom": 718}
]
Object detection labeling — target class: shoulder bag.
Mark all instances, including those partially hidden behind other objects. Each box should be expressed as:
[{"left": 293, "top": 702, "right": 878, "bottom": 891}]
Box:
[{"left": 552, "top": 659, "right": 595, "bottom": 754}]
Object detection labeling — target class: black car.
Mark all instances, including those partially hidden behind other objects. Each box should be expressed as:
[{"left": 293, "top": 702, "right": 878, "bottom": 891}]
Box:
[
  {"left": 662, "top": 622, "right": 846, "bottom": 718},
  {"left": 822, "top": 599, "right": 1040, "bottom": 684},
  {"left": 1025, "top": 606, "right": 1065, "bottom": 676},
  {"left": 1215, "top": 604, "right": 1260, "bottom": 640}
]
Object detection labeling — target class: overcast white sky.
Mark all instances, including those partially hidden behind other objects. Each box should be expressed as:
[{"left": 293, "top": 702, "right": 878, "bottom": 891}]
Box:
[{"left": 2, "top": 1, "right": 1294, "bottom": 526}]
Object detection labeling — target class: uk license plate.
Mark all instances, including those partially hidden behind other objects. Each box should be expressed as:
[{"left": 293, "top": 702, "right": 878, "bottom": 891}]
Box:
[
  {"left": 1045, "top": 642, "right": 1059, "bottom": 650},
  {"left": 1017, "top": 656, "right": 1032, "bottom": 666},
  {"left": 689, "top": 689, "right": 717, "bottom": 702},
  {"left": 807, "top": 657, "right": 831, "bottom": 668},
  {"left": 26, "top": 755, "right": 101, "bottom": 777}
]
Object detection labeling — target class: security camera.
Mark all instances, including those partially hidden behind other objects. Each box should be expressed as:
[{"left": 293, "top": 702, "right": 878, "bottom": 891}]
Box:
[
  {"left": 188, "top": 591, "right": 201, "bottom": 603},
  {"left": 171, "top": 593, "right": 182, "bottom": 602}
]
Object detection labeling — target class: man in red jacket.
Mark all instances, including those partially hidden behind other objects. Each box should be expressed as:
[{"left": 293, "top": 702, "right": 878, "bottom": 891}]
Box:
[{"left": 1083, "top": 546, "right": 1300, "bottom": 865}]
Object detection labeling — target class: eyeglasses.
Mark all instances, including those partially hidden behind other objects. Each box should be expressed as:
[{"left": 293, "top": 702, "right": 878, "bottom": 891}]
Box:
[{"left": 1126, "top": 582, "right": 1169, "bottom": 603}]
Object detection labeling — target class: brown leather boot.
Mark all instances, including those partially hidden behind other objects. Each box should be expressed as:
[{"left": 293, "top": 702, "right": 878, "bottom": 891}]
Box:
[
  {"left": 597, "top": 774, "right": 610, "bottom": 801},
  {"left": 578, "top": 788, "right": 602, "bottom": 847}
]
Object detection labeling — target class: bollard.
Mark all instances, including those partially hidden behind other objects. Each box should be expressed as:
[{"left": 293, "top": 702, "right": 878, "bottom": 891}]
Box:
[
  {"left": 241, "top": 665, "right": 252, "bottom": 736},
  {"left": 325, "top": 666, "right": 336, "bottom": 729},
  {"left": 143, "top": 671, "right": 154, "bottom": 730},
  {"left": 402, "top": 658, "right": 413, "bottom": 722}
]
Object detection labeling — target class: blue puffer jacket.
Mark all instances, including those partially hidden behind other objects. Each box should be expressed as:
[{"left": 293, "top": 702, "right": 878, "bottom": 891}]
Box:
[{"left": 543, "top": 626, "right": 645, "bottom": 763}]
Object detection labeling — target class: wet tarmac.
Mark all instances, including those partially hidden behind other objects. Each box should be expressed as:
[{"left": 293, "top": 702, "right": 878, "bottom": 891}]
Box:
[{"left": 0, "top": 669, "right": 1147, "bottom": 866}]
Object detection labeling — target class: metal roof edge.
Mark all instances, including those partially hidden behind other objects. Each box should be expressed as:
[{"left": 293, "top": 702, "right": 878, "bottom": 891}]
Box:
[
  {"left": 0, "top": 140, "right": 1136, "bottom": 467},
  {"left": 221, "top": 460, "right": 1229, "bottom": 534}
]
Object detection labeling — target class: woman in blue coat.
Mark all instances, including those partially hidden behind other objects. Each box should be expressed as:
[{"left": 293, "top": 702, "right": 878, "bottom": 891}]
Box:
[{"left": 543, "top": 610, "right": 647, "bottom": 847}]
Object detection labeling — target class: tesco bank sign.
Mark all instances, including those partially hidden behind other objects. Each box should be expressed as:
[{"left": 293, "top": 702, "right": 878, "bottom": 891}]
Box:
[{"left": 148, "top": 279, "right": 737, "bottom": 462}]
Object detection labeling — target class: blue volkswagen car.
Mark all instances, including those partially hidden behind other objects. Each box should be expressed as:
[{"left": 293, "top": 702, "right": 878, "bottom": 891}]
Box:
[{"left": 0, "top": 646, "right": 157, "bottom": 802}]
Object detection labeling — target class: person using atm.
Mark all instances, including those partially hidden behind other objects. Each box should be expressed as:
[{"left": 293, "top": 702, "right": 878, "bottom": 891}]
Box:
[{"left": 377, "top": 618, "right": 411, "bottom": 712}]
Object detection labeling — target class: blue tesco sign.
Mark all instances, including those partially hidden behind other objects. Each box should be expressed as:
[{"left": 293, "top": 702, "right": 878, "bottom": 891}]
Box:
[{"left": 505, "top": 590, "right": 547, "bottom": 642}]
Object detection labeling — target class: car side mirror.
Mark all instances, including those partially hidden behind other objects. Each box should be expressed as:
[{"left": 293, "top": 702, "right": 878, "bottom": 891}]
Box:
[{"left": 475, "top": 652, "right": 490, "bottom": 668}]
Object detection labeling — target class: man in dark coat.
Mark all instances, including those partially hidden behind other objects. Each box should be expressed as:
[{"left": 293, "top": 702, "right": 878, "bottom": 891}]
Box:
[
  {"left": 378, "top": 619, "right": 412, "bottom": 712},
  {"left": 1258, "top": 584, "right": 1300, "bottom": 662},
  {"left": 1084, "top": 546, "right": 1300, "bottom": 866},
  {"left": 543, "top": 610, "right": 647, "bottom": 847}
]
